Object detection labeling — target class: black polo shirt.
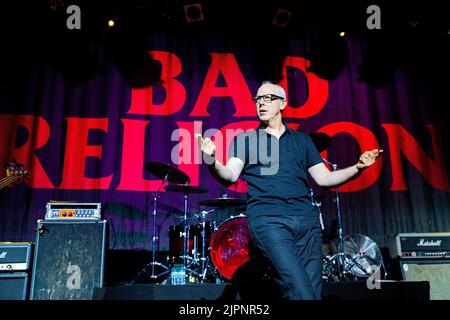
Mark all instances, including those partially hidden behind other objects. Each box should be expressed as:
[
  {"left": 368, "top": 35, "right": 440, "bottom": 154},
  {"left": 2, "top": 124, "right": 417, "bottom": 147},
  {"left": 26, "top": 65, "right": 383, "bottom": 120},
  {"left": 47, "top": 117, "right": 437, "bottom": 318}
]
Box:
[{"left": 230, "top": 122, "right": 323, "bottom": 220}]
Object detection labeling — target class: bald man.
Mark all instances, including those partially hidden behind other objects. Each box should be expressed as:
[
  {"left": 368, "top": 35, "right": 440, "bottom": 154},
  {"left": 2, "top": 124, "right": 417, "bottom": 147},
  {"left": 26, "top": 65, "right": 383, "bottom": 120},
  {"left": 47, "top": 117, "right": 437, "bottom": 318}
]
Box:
[{"left": 196, "top": 81, "right": 382, "bottom": 300}]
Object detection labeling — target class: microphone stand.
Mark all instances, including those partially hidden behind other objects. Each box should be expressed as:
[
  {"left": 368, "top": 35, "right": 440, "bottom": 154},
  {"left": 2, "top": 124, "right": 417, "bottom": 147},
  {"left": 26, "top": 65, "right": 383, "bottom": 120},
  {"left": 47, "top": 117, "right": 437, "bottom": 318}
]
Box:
[
  {"left": 322, "top": 157, "right": 347, "bottom": 280},
  {"left": 309, "top": 188, "right": 324, "bottom": 231}
]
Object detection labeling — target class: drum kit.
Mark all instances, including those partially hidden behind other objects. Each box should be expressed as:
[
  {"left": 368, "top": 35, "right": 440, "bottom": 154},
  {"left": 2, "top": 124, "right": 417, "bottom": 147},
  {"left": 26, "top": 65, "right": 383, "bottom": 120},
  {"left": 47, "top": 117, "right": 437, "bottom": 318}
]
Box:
[
  {"left": 133, "top": 132, "right": 385, "bottom": 285},
  {"left": 133, "top": 160, "right": 249, "bottom": 284}
]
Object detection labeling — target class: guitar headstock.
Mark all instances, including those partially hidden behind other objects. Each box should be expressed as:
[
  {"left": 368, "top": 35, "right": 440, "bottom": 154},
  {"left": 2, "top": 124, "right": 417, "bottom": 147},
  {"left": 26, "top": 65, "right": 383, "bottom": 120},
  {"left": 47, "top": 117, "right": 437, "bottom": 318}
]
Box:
[
  {"left": 1, "top": 161, "right": 31, "bottom": 189},
  {"left": 5, "top": 161, "right": 29, "bottom": 176}
]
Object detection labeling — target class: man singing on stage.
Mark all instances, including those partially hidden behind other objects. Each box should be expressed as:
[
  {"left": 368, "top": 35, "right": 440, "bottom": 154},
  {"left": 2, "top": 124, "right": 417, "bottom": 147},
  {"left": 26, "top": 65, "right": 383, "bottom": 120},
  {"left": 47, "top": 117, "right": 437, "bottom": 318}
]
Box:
[{"left": 196, "top": 81, "right": 382, "bottom": 300}]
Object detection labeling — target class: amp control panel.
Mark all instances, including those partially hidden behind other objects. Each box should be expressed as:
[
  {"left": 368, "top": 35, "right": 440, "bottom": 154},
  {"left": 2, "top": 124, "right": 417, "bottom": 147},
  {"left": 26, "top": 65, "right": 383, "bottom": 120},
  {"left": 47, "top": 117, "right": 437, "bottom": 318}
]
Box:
[{"left": 45, "top": 203, "right": 101, "bottom": 220}]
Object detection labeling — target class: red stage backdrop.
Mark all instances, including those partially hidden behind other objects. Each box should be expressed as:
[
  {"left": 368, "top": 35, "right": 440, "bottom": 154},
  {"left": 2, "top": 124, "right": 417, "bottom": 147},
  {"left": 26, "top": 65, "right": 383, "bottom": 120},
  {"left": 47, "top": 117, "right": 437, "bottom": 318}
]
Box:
[{"left": 0, "top": 11, "right": 449, "bottom": 252}]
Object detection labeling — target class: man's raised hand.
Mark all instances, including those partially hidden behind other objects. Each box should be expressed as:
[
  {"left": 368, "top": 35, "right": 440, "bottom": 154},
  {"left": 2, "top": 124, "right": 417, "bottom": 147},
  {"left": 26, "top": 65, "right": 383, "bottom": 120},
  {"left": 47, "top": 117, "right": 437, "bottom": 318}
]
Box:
[
  {"left": 195, "top": 133, "right": 216, "bottom": 157},
  {"left": 356, "top": 149, "right": 383, "bottom": 170}
]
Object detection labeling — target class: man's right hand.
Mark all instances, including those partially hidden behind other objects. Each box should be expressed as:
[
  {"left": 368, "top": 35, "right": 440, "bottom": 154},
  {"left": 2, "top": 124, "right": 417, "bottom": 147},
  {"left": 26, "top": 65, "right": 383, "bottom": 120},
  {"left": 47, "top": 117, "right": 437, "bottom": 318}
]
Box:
[
  {"left": 195, "top": 133, "right": 216, "bottom": 157},
  {"left": 195, "top": 133, "right": 244, "bottom": 182}
]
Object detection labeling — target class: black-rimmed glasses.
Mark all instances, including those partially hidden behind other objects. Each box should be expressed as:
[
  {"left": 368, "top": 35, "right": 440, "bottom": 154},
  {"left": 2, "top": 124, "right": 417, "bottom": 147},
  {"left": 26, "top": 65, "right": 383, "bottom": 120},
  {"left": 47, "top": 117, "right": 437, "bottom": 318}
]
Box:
[{"left": 252, "top": 94, "right": 285, "bottom": 103}]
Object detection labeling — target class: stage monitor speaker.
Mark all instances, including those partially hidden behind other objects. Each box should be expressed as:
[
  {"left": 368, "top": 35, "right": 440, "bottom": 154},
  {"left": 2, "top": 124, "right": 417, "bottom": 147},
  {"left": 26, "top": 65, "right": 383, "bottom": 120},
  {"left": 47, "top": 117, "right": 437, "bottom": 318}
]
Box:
[
  {"left": 30, "top": 220, "right": 107, "bottom": 300},
  {"left": 400, "top": 259, "right": 450, "bottom": 300},
  {"left": 0, "top": 272, "right": 29, "bottom": 300}
]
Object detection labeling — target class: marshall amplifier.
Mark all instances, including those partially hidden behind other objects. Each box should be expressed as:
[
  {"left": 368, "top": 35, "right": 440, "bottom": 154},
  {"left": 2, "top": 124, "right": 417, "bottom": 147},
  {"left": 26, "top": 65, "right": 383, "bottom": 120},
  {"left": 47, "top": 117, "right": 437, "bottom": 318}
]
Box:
[
  {"left": 0, "top": 242, "right": 33, "bottom": 272},
  {"left": 392, "top": 233, "right": 450, "bottom": 259},
  {"left": 0, "top": 242, "right": 33, "bottom": 300},
  {"left": 0, "top": 272, "right": 30, "bottom": 300},
  {"left": 399, "top": 259, "right": 450, "bottom": 300}
]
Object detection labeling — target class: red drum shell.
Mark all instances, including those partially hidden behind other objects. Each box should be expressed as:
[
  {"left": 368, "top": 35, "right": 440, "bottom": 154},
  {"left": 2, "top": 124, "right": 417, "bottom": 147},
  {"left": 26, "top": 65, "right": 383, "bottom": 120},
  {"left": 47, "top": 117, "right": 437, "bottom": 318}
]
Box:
[{"left": 210, "top": 215, "right": 251, "bottom": 280}]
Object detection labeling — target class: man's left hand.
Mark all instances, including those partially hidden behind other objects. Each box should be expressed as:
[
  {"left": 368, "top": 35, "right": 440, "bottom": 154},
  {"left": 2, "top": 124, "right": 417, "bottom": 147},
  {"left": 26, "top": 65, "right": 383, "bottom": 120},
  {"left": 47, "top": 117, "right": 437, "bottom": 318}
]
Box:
[{"left": 356, "top": 149, "right": 383, "bottom": 170}]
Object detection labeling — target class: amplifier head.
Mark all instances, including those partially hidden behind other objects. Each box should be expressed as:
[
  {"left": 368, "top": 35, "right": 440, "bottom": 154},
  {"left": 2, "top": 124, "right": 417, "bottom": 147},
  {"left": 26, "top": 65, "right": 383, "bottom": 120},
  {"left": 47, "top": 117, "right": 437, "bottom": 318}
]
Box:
[{"left": 391, "top": 233, "right": 450, "bottom": 259}]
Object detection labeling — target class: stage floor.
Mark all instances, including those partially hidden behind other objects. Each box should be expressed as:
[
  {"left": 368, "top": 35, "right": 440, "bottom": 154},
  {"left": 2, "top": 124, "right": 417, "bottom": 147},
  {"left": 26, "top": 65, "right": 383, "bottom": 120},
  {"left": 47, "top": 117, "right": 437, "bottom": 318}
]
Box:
[{"left": 93, "top": 280, "right": 430, "bottom": 300}]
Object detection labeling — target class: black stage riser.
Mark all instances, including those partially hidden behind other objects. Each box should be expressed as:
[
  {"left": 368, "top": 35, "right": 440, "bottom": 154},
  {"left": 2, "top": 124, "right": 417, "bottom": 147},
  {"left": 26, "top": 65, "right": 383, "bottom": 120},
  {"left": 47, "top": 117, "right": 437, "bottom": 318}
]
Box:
[{"left": 93, "top": 281, "right": 430, "bottom": 300}]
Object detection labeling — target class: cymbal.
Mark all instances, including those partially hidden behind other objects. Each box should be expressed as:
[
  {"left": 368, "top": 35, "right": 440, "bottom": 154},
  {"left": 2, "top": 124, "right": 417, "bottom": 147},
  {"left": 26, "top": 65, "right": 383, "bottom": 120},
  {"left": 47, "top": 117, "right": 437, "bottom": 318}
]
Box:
[
  {"left": 343, "top": 234, "right": 383, "bottom": 278},
  {"left": 309, "top": 132, "right": 331, "bottom": 153},
  {"left": 198, "top": 197, "right": 247, "bottom": 207},
  {"left": 164, "top": 184, "right": 208, "bottom": 194},
  {"left": 145, "top": 162, "right": 190, "bottom": 184}
]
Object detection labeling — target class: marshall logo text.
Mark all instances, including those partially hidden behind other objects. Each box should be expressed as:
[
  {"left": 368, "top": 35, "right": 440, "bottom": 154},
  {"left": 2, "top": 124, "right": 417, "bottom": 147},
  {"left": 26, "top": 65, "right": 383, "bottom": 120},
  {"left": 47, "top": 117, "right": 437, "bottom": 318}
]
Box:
[{"left": 417, "top": 239, "right": 442, "bottom": 247}]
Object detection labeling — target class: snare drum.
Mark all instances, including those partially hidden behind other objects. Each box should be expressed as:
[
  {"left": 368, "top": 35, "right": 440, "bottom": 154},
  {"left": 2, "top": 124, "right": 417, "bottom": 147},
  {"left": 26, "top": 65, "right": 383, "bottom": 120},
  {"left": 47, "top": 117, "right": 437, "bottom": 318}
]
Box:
[{"left": 210, "top": 214, "right": 252, "bottom": 280}]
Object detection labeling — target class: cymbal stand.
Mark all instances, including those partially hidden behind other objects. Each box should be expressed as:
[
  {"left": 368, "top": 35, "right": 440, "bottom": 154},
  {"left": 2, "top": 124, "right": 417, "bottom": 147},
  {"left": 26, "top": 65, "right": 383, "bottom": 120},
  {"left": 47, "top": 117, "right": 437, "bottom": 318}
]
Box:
[
  {"left": 198, "top": 209, "right": 217, "bottom": 282},
  {"left": 133, "top": 175, "right": 170, "bottom": 283},
  {"left": 182, "top": 191, "right": 202, "bottom": 280}
]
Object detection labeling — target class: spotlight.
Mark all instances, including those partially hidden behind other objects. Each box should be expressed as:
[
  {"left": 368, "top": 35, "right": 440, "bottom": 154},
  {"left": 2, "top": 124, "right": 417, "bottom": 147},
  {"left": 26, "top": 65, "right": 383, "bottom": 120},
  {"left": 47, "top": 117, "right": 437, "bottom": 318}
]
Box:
[
  {"left": 339, "top": 31, "right": 346, "bottom": 37},
  {"left": 272, "top": 9, "right": 292, "bottom": 28},
  {"left": 107, "top": 19, "right": 115, "bottom": 28},
  {"left": 408, "top": 20, "right": 418, "bottom": 28},
  {"left": 184, "top": 3, "right": 204, "bottom": 23},
  {"left": 48, "top": 0, "right": 64, "bottom": 13}
]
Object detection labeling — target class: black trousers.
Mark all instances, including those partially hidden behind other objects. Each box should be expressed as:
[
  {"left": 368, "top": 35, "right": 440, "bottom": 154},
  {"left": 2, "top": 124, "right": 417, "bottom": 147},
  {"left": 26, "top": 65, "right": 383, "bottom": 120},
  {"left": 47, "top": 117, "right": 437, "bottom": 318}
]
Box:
[{"left": 248, "top": 214, "right": 323, "bottom": 300}]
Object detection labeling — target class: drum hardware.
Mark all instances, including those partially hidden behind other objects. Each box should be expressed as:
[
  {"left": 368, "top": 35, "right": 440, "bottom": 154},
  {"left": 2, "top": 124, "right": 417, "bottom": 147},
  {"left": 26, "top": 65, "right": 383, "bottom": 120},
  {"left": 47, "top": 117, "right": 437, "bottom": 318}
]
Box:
[
  {"left": 323, "top": 234, "right": 386, "bottom": 281},
  {"left": 319, "top": 157, "right": 386, "bottom": 281},
  {"left": 342, "top": 234, "right": 385, "bottom": 278},
  {"left": 175, "top": 208, "right": 218, "bottom": 283},
  {"left": 319, "top": 157, "right": 348, "bottom": 280},
  {"left": 166, "top": 213, "right": 220, "bottom": 283},
  {"left": 132, "top": 162, "right": 190, "bottom": 283},
  {"left": 197, "top": 209, "right": 214, "bottom": 281},
  {"left": 164, "top": 183, "right": 208, "bottom": 282},
  {"left": 305, "top": 132, "right": 386, "bottom": 282},
  {"left": 198, "top": 195, "right": 246, "bottom": 234},
  {"left": 197, "top": 209, "right": 226, "bottom": 283}
]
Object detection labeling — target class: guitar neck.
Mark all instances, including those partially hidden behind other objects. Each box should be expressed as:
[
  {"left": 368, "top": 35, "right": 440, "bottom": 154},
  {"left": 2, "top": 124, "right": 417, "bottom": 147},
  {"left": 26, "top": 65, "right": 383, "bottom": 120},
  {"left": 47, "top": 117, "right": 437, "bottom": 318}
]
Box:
[{"left": 0, "top": 173, "right": 23, "bottom": 190}]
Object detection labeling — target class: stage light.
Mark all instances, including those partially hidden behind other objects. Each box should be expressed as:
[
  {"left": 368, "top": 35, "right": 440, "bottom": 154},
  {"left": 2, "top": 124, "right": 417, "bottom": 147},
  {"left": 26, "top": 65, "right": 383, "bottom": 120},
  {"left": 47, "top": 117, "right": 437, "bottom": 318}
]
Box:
[
  {"left": 108, "top": 20, "right": 115, "bottom": 28},
  {"left": 339, "top": 31, "right": 346, "bottom": 37},
  {"left": 48, "top": 0, "right": 64, "bottom": 13},
  {"left": 272, "top": 9, "right": 292, "bottom": 28},
  {"left": 408, "top": 20, "right": 418, "bottom": 28},
  {"left": 184, "top": 3, "right": 204, "bottom": 23}
]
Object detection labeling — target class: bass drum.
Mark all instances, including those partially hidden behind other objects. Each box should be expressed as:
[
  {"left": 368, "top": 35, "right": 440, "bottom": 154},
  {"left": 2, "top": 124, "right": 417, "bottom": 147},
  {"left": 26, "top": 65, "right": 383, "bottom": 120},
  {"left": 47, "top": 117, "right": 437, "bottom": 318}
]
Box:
[{"left": 210, "top": 214, "right": 252, "bottom": 280}]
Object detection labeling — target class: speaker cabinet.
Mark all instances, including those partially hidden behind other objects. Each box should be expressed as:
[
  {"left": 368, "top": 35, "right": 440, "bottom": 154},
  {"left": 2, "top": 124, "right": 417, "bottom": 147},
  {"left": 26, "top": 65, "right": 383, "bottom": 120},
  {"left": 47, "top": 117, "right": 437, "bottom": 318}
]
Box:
[
  {"left": 30, "top": 220, "right": 107, "bottom": 300},
  {"left": 400, "top": 259, "right": 450, "bottom": 300},
  {"left": 0, "top": 272, "right": 29, "bottom": 300}
]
